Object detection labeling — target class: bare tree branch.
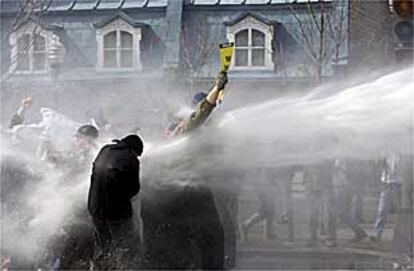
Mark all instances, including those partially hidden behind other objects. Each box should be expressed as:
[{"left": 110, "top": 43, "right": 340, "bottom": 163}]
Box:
[
  {"left": 289, "top": 0, "right": 347, "bottom": 81},
  {"left": 180, "top": 19, "right": 221, "bottom": 76}
]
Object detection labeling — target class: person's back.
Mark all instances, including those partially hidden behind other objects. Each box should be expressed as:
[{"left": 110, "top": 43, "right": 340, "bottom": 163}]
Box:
[
  {"left": 88, "top": 134, "right": 143, "bottom": 269},
  {"left": 88, "top": 141, "right": 140, "bottom": 220}
]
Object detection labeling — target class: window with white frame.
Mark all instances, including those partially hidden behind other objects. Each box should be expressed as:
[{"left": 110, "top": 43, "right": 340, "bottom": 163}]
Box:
[
  {"left": 234, "top": 29, "right": 266, "bottom": 67},
  {"left": 10, "top": 22, "right": 52, "bottom": 73},
  {"left": 96, "top": 19, "right": 142, "bottom": 71},
  {"left": 103, "top": 30, "right": 134, "bottom": 68},
  {"left": 227, "top": 15, "right": 273, "bottom": 70}
]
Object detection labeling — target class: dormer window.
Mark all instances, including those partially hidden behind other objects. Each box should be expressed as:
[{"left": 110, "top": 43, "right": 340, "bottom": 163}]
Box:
[
  {"left": 103, "top": 30, "right": 134, "bottom": 68},
  {"left": 95, "top": 13, "right": 143, "bottom": 71},
  {"left": 226, "top": 13, "right": 274, "bottom": 71},
  {"left": 235, "top": 29, "right": 266, "bottom": 67},
  {"left": 9, "top": 21, "right": 53, "bottom": 74}
]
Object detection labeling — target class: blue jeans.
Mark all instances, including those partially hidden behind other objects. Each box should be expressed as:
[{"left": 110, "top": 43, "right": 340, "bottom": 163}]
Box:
[{"left": 373, "top": 183, "right": 402, "bottom": 239}]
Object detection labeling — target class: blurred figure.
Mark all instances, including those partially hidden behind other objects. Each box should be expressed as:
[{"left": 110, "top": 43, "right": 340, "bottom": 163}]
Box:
[
  {"left": 347, "top": 159, "right": 374, "bottom": 225},
  {"left": 88, "top": 134, "right": 144, "bottom": 270},
  {"left": 392, "top": 154, "right": 413, "bottom": 260},
  {"left": 38, "top": 125, "right": 100, "bottom": 270},
  {"left": 38, "top": 124, "right": 99, "bottom": 169},
  {"left": 9, "top": 97, "right": 32, "bottom": 129},
  {"left": 73, "top": 124, "right": 100, "bottom": 162},
  {"left": 303, "top": 160, "right": 336, "bottom": 247},
  {"left": 241, "top": 168, "right": 278, "bottom": 241},
  {"left": 274, "top": 165, "right": 298, "bottom": 241},
  {"left": 370, "top": 152, "right": 402, "bottom": 243},
  {"left": 332, "top": 159, "right": 368, "bottom": 246},
  {"left": 164, "top": 115, "right": 184, "bottom": 139}
]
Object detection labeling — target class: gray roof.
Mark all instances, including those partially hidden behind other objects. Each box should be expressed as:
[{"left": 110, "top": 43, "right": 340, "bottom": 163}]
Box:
[
  {"left": 94, "top": 11, "right": 148, "bottom": 28},
  {"left": 191, "top": 0, "right": 330, "bottom": 4},
  {"left": 224, "top": 11, "right": 273, "bottom": 26},
  {"left": 0, "top": 0, "right": 168, "bottom": 13},
  {"left": 48, "top": 0, "right": 75, "bottom": 11},
  {"left": 0, "top": 0, "right": 330, "bottom": 13}
]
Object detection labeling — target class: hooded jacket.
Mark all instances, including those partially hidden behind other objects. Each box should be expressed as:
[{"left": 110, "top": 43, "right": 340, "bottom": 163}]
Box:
[{"left": 88, "top": 140, "right": 140, "bottom": 220}]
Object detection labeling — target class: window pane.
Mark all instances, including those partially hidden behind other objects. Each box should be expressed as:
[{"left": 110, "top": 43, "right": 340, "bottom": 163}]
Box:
[
  {"left": 17, "top": 34, "right": 30, "bottom": 52},
  {"left": 252, "top": 48, "right": 265, "bottom": 66},
  {"left": 103, "top": 50, "right": 117, "bottom": 68},
  {"left": 120, "top": 31, "right": 133, "bottom": 49},
  {"left": 121, "top": 49, "right": 133, "bottom": 68},
  {"left": 104, "top": 31, "right": 117, "bottom": 49},
  {"left": 17, "top": 35, "right": 30, "bottom": 71},
  {"left": 235, "top": 49, "right": 248, "bottom": 67},
  {"left": 17, "top": 53, "right": 30, "bottom": 71},
  {"left": 34, "top": 34, "right": 45, "bottom": 51},
  {"left": 252, "top": 29, "right": 265, "bottom": 47},
  {"left": 235, "top": 30, "right": 248, "bottom": 47},
  {"left": 33, "top": 52, "right": 46, "bottom": 70}
]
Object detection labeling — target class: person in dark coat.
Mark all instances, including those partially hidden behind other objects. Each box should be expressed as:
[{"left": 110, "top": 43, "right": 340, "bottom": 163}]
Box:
[{"left": 88, "top": 134, "right": 144, "bottom": 270}]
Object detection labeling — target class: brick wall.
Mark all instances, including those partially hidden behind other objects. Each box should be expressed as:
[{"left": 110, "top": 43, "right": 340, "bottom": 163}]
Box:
[{"left": 349, "top": 0, "right": 393, "bottom": 70}]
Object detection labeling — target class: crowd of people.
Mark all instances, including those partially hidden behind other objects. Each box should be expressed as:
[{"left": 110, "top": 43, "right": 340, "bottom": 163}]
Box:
[{"left": 1, "top": 70, "right": 412, "bottom": 270}]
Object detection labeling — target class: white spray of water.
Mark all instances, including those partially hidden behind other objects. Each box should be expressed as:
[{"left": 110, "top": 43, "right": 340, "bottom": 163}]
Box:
[
  {"left": 216, "top": 68, "right": 414, "bottom": 167},
  {"left": 142, "top": 68, "right": 413, "bottom": 174},
  {"left": 0, "top": 109, "right": 106, "bottom": 264},
  {"left": 1, "top": 67, "right": 413, "bottom": 264}
]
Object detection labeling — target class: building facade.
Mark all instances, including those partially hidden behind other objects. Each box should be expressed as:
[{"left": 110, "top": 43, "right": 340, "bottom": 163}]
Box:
[{"left": 1, "top": 0, "right": 386, "bottom": 131}]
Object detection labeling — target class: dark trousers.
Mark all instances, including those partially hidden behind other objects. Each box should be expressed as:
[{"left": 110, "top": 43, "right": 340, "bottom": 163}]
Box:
[
  {"left": 92, "top": 216, "right": 141, "bottom": 270},
  {"left": 335, "top": 186, "right": 367, "bottom": 238}
]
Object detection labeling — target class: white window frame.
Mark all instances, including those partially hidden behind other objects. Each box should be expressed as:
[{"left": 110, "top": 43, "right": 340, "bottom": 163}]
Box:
[
  {"left": 96, "top": 18, "right": 142, "bottom": 71},
  {"left": 9, "top": 21, "right": 53, "bottom": 74},
  {"left": 226, "top": 16, "right": 273, "bottom": 71}
]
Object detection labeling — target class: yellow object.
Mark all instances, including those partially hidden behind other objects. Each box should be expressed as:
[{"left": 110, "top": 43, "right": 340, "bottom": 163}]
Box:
[
  {"left": 218, "top": 43, "right": 234, "bottom": 105},
  {"left": 218, "top": 90, "right": 225, "bottom": 104},
  {"left": 219, "top": 42, "right": 234, "bottom": 72}
]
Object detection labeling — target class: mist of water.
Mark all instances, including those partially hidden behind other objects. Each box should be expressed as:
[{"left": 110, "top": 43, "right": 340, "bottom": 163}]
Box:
[
  {"left": 1, "top": 67, "right": 413, "bottom": 266},
  {"left": 144, "top": 67, "right": 413, "bottom": 175}
]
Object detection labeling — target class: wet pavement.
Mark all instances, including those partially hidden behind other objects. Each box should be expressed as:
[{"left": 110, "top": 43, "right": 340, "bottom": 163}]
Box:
[{"left": 235, "top": 228, "right": 412, "bottom": 270}]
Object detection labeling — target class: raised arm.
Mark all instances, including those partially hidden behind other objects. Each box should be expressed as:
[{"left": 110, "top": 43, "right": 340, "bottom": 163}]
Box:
[
  {"left": 184, "top": 72, "right": 228, "bottom": 132},
  {"left": 9, "top": 97, "right": 32, "bottom": 128}
]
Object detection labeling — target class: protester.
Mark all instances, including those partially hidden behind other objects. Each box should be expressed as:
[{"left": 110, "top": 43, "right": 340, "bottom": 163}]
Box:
[
  {"left": 88, "top": 134, "right": 144, "bottom": 269},
  {"left": 52, "top": 133, "right": 99, "bottom": 269},
  {"left": 9, "top": 97, "right": 32, "bottom": 129},
  {"left": 73, "top": 124, "right": 100, "bottom": 164},
  {"left": 303, "top": 160, "right": 336, "bottom": 247},
  {"left": 370, "top": 152, "right": 402, "bottom": 243},
  {"left": 332, "top": 159, "right": 369, "bottom": 246},
  {"left": 38, "top": 124, "right": 99, "bottom": 169},
  {"left": 241, "top": 168, "right": 278, "bottom": 241},
  {"left": 166, "top": 72, "right": 227, "bottom": 137},
  {"left": 37, "top": 124, "right": 100, "bottom": 270},
  {"left": 346, "top": 159, "right": 374, "bottom": 225},
  {"left": 274, "top": 165, "right": 298, "bottom": 241},
  {"left": 141, "top": 71, "right": 229, "bottom": 270}
]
